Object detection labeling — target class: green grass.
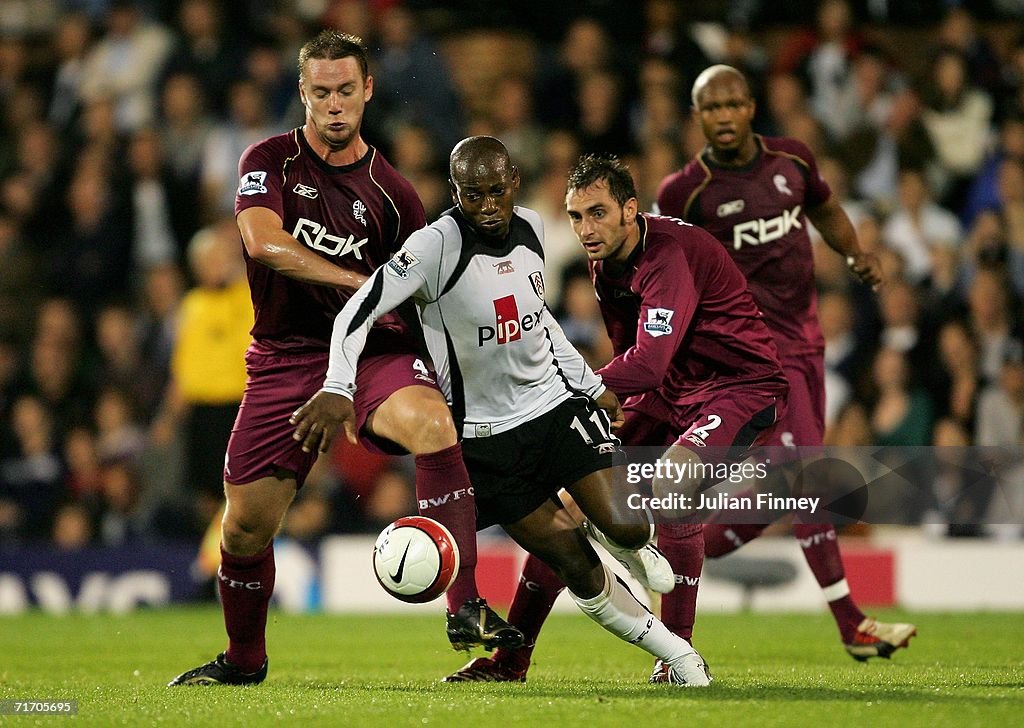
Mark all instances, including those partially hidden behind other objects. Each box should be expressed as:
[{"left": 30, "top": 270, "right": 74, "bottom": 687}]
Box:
[{"left": 0, "top": 608, "right": 1021, "bottom": 727}]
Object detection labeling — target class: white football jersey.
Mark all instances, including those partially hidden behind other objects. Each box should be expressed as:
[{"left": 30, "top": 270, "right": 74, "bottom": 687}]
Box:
[{"left": 323, "top": 206, "right": 604, "bottom": 438}]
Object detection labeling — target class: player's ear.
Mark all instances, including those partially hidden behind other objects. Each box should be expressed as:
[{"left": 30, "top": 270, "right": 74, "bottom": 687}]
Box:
[
  {"left": 624, "top": 197, "right": 638, "bottom": 224},
  {"left": 511, "top": 165, "right": 521, "bottom": 190},
  {"left": 449, "top": 178, "right": 458, "bottom": 205},
  {"left": 363, "top": 74, "right": 374, "bottom": 102}
]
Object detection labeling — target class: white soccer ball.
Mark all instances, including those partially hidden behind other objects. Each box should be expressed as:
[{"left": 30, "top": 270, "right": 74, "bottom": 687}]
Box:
[{"left": 372, "top": 516, "right": 460, "bottom": 603}]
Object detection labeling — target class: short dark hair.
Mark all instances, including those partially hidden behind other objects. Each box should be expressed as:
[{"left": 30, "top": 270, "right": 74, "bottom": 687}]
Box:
[
  {"left": 298, "top": 29, "right": 369, "bottom": 82},
  {"left": 566, "top": 153, "right": 637, "bottom": 207}
]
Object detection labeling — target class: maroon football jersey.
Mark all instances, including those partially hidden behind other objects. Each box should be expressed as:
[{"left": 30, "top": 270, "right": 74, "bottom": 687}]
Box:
[
  {"left": 235, "top": 129, "right": 426, "bottom": 353},
  {"left": 593, "top": 214, "right": 786, "bottom": 405},
  {"left": 656, "top": 135, "right": 831, "bottom": 355}
]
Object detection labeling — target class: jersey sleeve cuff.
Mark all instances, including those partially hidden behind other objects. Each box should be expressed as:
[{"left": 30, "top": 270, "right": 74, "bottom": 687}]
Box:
[{"left": 321, "top": 383, "right": 355, "bottom": 401}]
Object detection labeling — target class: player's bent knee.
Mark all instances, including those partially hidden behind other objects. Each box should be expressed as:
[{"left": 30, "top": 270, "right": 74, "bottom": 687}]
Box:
[
  {"left": 221, "top": 513, "right": 276, "bottom": 556},
  {"left": 397, "top": 404, "right": 458, "bottom": 452}
]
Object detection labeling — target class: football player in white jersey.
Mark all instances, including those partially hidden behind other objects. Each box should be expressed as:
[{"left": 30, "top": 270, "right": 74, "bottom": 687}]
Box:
[{"left": 292, "top": 136, "right": 711, "bottom": 686}]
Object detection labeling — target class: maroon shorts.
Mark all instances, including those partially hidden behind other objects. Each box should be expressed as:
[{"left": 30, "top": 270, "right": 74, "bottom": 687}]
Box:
[
  {"left": 224, "top": 330, "right": 439, "bottom": 487},
  {"left": 618, "top": 386, "right": 786, "bottom": 453},
  {"left": 765, "top": 353, "right": 824, "bottom": 447}
]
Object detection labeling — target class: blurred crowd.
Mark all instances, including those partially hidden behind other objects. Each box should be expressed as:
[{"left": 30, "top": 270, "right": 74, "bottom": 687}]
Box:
[{"left": 1, "top": 0, "right": 1023, "bottom": 550}]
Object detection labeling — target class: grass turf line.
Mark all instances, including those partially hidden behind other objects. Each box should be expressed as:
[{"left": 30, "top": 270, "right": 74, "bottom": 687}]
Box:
[{"left": 0, "top": 608, "right": 1021, "bottom": 727}]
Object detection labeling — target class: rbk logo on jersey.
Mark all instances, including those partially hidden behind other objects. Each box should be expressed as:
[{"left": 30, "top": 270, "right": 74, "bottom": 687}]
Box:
[
  {"left": 292, "top": 217, "right": 369, "bottom": 259},
  {"left": 717, "top": 199, "right": 745, "bottom": 217},
  {"left": 293, "top": 183, "right": 318, "bottom": 199},
  {"left": 643, "top": 307, "right": 674, "bottom": 337},
  {"left": 732, "top": 205, "right": 802, "bottom": 250},
  {"left": 478, "top": 295, "right": 543, "bottom": 346},
  {"left": 238, "top": 171, "right": 268, "bottom": 196}
]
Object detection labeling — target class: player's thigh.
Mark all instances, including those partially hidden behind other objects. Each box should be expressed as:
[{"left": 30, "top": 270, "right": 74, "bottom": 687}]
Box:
[
  {"left": 354, "top": 333, "right": 453, "bottom": 454},
  {"left": 767, "top": 356, "right": 825, "bottom": 447}
]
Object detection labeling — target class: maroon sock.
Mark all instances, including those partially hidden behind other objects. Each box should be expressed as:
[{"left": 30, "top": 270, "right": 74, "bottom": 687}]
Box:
[
  {"left": 657, "top": 523, "right": 704, "bottom": 640},
  {"left": 219, "top": 543, "right": 275, "bottom": 672},
  {"left": 703, "top": 523, "right": 767, "bottom": 557},
  {"left": 793, "top": 523, "right": 865, "bottom": 640},
  {"left": 415, "top": 443, "right": 479, "bottom": 611},
  {"left": 493, "top": 554, "right": 565, "bottom": 672}
]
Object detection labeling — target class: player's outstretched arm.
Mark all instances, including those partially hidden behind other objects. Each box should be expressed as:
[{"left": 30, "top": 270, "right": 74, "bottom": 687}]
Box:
[
  {"left": 238, "top": 207, "right": 368, "bottom": 292},
  {"left": 807, "top": 197, "right": 885, "bottom": 290}
]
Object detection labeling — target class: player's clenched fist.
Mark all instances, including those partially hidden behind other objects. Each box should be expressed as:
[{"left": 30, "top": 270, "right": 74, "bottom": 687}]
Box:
[{"left": 290, "top": 390, "right": 358, "bottom": 453}]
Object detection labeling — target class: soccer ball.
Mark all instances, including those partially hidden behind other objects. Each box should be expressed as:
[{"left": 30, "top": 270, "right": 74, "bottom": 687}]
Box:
[{"left": 373, "top": 516, "right": 460, "bottom": 604}]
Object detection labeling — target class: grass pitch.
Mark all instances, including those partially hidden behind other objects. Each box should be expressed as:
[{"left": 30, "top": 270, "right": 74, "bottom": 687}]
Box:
[{"left": 0, "top": 608, "right": 1021, "bottom": 727}]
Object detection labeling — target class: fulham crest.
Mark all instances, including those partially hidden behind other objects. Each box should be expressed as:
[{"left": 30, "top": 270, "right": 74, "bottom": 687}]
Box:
[{"left": 529, "top": 271, "right": 545, "bottom": 301}]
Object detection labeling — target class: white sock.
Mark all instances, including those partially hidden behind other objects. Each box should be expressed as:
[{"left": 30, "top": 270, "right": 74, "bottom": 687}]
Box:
[
  {"left": 822, "top": 577, "right": 850, "bottom": 602},
  {"left": 572, "top": 563, "right": 695, "bottom": 662}
]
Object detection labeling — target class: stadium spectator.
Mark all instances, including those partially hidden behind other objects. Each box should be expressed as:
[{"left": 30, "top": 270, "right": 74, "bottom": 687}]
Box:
[
  {"left": 932, "top": 319, "right": 982, "bottom": 427},
  {"left": 535, "top": 17, "right": 614, "bottom": 130},
  {"left": 961, "top": 115, "right": 1024, "bottom": 228},
  {"left": 93, "top": 386, "right": 146, "bottom": 464},
  {"left": 370, "top": 5, "right": 464, "bottom": 153},
  {"left": 551, "top": 262, "right": 613, "bottom": 369},
  {"left": 46, "top": 11, "right": 92, "bottom": 132},
  {"left": 125, "top": 127, "right": 197, "bottom": 273},
  {"left": 91, "top": 302, "right": 164, "bottom": 418},
  {"left": 881, "top": 169, "right": 963, "bottom": 285},
  {"left": 51, "top": 501, "right": 95, "bottom": 550},
  {"left": 869, "top": 346, "right": 935, "bottom": 447},
  {"left": 933, "top": 7, "right": 1003, "bottom": 98},
  {"left": 168, "top": 31, "right": 515, "bottom": 689},
  {"left": 488, "top": 76, "right": 545, "bottom": 184},
  {"left": 967, "top": 266, "right": 1019, "bottom": 382},
  {"left": 921, "top": 48, "right": 995, "bottom": 211},
  {"left": 15, "top": 301, "right": 92, "bottom": 440},
  {"left": 162, "top": 0, "right": 244, "bottom": 117},
  {"left": 78, "top": 0, "right": 174, "bottom": 133},
  {"left": 62, "top": 425, "right": 103, "bottom": 501},
  {"left": 243, "top": 39, "right": 302, "bottom": 129},
  {"left": 0, "top": 394, "right": 64, "bottom": 542},
  {"left": 576, "top": 69, "right": 638, "bottom": 159},
  {"left": 818, "top": 290, "right": 862, "bottom": 425},
  {"left": 387, "top": 122, "right": 449, "bottom": 220},
  {"left": 641, "top": 0, "right": 710, "bottom": 88},
  {"left": 975, "top": 339, "right": 1024, "bottom": 446},
  {"left": 158, "top": 72, "right": 214, "bottom": 190},
  {"left": 773, "top": 0, "right": 864, "bottom": 142}
]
